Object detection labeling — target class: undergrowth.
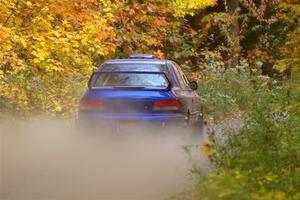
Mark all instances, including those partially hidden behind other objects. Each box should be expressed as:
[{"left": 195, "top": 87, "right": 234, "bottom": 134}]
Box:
[{"left": 181, "top": 67, "right": 300, "bottom": 199}]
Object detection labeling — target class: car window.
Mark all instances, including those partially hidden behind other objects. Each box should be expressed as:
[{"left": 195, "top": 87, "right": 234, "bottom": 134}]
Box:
[
  {"left": 172, "top": 62, "right": 185, "bottom": 88},
  {"left": 92, "top": 72, "right": 169, "bottom": 88},
  {"left": 177, "top": 66, "right": 190, "bottom": 86},
  {"left": 101, "top": 63, "right": 168, "bottom": 72},
  {"left": 172, "top": 62, "right": 190, "bottom": 89}
]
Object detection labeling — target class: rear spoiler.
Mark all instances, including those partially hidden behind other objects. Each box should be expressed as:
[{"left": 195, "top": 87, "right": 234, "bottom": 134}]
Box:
[{"left": 87, "top": 71, "right": 172, "bottom": 91}]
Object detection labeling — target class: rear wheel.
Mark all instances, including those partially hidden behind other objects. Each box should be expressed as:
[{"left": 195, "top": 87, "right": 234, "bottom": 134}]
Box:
[{"left": 188, "top": 113, "right": 204, "bottom": 144}]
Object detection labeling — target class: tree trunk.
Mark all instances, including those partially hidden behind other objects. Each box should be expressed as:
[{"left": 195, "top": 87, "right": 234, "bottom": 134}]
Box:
[{"left": 226, "top": 0, "right": 240, "bottom": 68}]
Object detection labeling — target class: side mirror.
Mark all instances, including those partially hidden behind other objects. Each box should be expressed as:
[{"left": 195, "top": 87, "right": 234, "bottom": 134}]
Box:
[{"left": 190, "top": 81, "right": 198, "bottom": 91}]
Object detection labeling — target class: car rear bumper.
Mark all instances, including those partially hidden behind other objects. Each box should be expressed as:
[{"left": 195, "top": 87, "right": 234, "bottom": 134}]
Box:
[{"left": 77, "top": 112, "right": 188, "bottom": 127}]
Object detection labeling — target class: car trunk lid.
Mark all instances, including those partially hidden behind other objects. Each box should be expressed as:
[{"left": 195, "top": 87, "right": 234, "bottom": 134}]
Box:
[{"left": 81, "top": 90, "right": 175, "bottom": 113}]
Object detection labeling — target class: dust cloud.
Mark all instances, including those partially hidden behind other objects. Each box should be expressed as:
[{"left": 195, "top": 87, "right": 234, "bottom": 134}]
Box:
[{"left": 0, "top": 117, "right": 209, "bottom": 200}]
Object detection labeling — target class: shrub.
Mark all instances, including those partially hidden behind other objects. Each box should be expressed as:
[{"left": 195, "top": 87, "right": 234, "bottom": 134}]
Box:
[{"left": 193, "top": 67, "right": 300, "bottom": 199}]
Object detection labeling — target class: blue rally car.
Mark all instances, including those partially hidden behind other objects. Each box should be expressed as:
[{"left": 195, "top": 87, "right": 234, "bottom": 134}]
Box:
[{"left": 78, "top": 54, "right": 204, "bottom": 133}]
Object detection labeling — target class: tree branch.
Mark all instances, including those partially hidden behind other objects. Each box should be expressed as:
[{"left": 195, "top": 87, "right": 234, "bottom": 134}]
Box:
[{"left": 1, "top": 0, "right": 20, "bottom": 28}]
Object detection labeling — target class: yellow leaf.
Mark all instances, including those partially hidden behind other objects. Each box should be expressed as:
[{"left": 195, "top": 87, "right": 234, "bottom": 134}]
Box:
[
  {"left": 200, "top": 142, "right": 212, "bottom": 155},
  {"left": 54, "top": 105, "right": 62, "bottom": 112},
  {"left": 25, "top": 1, "right": 32, "bottom": 6}
]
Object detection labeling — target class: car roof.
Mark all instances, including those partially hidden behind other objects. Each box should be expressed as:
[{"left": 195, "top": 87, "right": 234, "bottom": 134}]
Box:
[{"left": 103, "top": 59, "right": 171, "bottom": 65}]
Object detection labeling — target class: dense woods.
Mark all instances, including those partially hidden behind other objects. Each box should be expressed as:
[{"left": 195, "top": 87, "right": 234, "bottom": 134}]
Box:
[
  {"left": 1, "top": 0, "right": 300, "bottom": 199},
  {"left": 1, "top": 0, "right": 298, "bottom": 115}
]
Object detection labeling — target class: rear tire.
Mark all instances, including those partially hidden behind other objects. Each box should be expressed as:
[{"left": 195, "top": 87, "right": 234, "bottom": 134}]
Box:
[{"left": 189, "top": 114, "right": 205, "bottom": 143}]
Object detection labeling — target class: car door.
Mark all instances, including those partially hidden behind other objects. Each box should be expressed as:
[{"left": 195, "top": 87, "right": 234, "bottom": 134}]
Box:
[
  {"left": 172, "top": 62, "right": 202, "bottom": 124},
  {"left": 171, "top": 62, "right": 193, "bottom": 120}
]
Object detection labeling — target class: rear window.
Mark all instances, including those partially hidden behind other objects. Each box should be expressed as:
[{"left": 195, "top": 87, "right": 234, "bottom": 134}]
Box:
[
  {"left": 101, "top": 63, "right": 168, "bottom": 72},
  {"left": 92, "top": 72, "right": 169, "bottom": 88}
]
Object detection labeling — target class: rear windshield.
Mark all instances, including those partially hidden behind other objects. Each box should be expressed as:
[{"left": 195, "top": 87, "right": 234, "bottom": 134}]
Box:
[
  {"left": 92, "top": 73, "right": 169, "bottom": 88},
  {"left": 101, "top": 63, "right": 168, "bottom": 72}
]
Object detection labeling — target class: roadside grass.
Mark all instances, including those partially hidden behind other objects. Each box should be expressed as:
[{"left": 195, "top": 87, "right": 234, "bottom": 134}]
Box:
[{"left": 181, "top": 67, "right": 300, "bottom": 199}]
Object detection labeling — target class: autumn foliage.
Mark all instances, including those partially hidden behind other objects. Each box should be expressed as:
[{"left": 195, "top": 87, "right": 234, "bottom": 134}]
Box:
[
  {"left": 0, "top": 0, "right": 221, "bottom": 115},
  {"left": 0, "top": 0, "right": 117, "bottom": 114}
]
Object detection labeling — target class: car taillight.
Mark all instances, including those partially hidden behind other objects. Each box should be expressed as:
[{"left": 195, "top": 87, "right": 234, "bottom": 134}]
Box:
[
  {"left": 153, "top": 100, "right": 181, "bottom": 111},
  {"left": 79, "top": 99, "right": 104, "bottom": 111}
]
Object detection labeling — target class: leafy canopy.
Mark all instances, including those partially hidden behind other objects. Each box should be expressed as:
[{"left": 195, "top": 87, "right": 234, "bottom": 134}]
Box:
[
  {"left": 0, "top": 0, "right": 116, "bottom": 114},
  {"left": 168, "top": 0, "right": 217, "bottom": 16}
]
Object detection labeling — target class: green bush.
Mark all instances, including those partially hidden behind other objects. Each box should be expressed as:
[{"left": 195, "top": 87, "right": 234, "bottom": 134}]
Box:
[
  {"left": 198, "top": 66, "right": 286, "bottom": 121},
  {"left": 193, "top": 68, "right": 300, "bottom": 199}
]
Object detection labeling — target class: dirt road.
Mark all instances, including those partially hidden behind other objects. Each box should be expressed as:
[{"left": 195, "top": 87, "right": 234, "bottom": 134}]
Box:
[{"left": 0, "top": 118, "right": 209, "bottom": 200}]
